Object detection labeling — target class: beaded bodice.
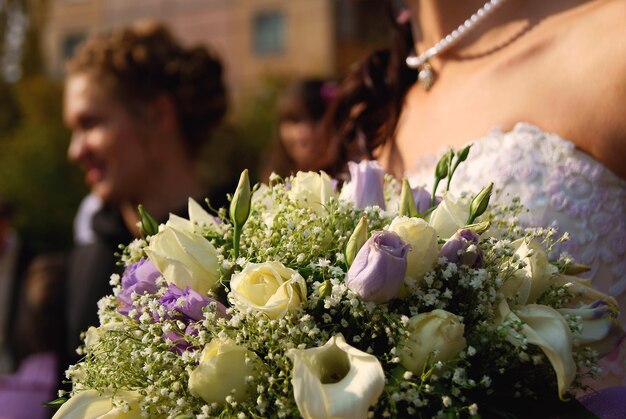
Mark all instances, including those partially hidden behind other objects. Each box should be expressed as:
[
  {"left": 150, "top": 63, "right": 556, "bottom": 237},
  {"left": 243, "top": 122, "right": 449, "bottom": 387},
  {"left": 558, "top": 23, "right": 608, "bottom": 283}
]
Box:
[{"left": 408, "top": 122, "right": 626, "bottom": 308}]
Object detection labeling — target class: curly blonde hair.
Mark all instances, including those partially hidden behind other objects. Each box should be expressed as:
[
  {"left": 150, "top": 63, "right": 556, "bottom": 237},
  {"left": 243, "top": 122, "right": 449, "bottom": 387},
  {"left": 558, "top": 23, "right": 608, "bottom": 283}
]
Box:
[{"left": 67, "top": 20, "right": 227, "bottom": 154}]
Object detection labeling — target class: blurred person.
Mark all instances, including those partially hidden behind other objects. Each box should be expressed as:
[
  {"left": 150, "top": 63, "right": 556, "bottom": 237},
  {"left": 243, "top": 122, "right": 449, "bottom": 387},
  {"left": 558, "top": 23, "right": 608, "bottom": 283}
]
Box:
[
  {"left": 0, "top": 195, "right": 32, "bottom": 375},
  {"left": 0, "top": 254, "right": 66, "bottom": 419},
  {"left": 261, "top": 78, "right": 338, "bottom": 180},
  {"left": 62, "top": 20, "right": 229, "bottom": 367}
]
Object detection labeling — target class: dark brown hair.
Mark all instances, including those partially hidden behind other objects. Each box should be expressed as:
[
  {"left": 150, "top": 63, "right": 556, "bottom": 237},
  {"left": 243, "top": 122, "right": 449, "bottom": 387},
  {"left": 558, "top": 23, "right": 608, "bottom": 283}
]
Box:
[
  {"left": 323, "top": 2, "right": 416, "bottom": 178},
  {"left": 262, "top": 78, "right": 337, "bottom": 180},
  {"left": 66, "top": 20, "right": 227, "bottom": 155}
]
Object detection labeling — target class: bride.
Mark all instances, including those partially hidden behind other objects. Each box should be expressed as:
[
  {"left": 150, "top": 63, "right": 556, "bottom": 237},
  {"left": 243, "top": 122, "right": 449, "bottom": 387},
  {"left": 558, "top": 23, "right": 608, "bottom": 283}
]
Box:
[{"left": 324, "top": 0, "right": 626, "bottom": 389}]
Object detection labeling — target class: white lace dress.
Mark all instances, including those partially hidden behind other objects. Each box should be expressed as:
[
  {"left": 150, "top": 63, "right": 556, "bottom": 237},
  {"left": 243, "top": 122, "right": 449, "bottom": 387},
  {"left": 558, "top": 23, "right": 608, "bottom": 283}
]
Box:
[{"left": 408, "top": 122, "right": 626, "bottom": 385}]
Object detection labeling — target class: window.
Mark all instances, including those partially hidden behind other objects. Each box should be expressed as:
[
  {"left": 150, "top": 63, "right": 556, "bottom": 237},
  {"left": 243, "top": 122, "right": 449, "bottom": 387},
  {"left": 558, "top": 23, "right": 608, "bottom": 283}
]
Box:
[
  {"left": 62, "top": 33, "right": 85, "bottom": 60},
  {"left": 253, "top": 11, "right": 285, "bottom": 55}
]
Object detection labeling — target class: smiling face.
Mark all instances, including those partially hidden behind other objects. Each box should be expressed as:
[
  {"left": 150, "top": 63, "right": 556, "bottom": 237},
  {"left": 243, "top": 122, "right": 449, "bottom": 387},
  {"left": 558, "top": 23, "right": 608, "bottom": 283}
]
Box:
[{"left": 64, "top": 73, "right": 158, "bottom": 204}]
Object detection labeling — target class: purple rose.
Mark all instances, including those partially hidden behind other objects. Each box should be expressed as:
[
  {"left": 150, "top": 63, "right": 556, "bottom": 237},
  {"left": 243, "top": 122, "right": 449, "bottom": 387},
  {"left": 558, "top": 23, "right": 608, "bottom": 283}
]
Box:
[
  {"left": 412, "top": 186, "right": 441, "bottom": 213},
  {"left": 344, "top": 160, "right": 386, "bottom": 210},
  {"left": 346, "top": 230, "right": 410, "bottom": 303},
  {"left": 117, "top": 259, "right": 161, "bottom": 316},
  {"left": 439, "top": 229, "right": 483, "bottom": 268},
  {"left": 159, "top": 284, "right": 228, "bottom": 322}
]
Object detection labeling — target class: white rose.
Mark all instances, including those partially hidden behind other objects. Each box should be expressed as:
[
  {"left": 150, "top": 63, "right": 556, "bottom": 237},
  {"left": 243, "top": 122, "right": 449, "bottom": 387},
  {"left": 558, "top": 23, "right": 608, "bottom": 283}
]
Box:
[
  {"left": 229, "top": 261, "right": 307, "bottom": 319},
  {"left": 289, "top": 171, "right": 334, "bottom": 214},
  {"left": 188, "top": 338, "right": 258, "bottom": 405},
  {"left": 84, "top": 322, "right": 124, "bottom": 349},
  {"left": 500, "top": 238, "right": 557, "bottom": 305},
  {"left": 399, "top": 309, "right": 467, "bottom": 374},
  {"left": 388, "top": 216, "right": 438, "bottom": 281},
  {"left": 144, "top": 213, "right": 220, "bottom": 296},
  {"left": 427, "top": 192, "right": 469, "bottom": 238},
  {"left": 52, "top": 389, "right": 142, "bottom": 419},
  {"left": 287, "top": 334, "right": 384, "bottom": 419}
]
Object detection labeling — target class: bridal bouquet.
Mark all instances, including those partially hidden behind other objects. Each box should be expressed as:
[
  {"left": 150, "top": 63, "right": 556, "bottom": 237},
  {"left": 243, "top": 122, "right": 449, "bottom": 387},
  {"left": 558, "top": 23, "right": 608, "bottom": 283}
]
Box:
[{"left": 55, "top": 152, "right": 622, "bottom": 418}]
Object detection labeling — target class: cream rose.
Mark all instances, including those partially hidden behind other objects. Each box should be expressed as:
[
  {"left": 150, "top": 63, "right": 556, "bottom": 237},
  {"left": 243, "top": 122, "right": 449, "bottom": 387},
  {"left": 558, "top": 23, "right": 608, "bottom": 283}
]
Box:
[
  {"left": 388, "top": 216, "right": 438, "bottom": 281},
  {"left": 289, "top": 171, "right": 334, "bottom": 214},
  {"left": 52, "top": 389, "right": 142, "bottom": 419},
  {"left": 145, "top": 213, "right": 220, "bottom": 296},
  {"left": 427, "top": 192, "right": 469, "bottom": 238},
  {"left": 229, "top": 261, "right": 307, "bottom": 319},
  {"left": 188, "top": 338, "right": 259, "bottom": 405},
  {"left": 399, "top": 309, "right": 467, "bottom": 374}
]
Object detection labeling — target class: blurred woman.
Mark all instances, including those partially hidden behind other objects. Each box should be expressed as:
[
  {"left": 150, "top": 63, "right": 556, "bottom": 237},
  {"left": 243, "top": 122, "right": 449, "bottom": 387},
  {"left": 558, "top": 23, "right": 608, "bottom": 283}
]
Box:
[
  {"left": 63, "top": 20, "right": 229, "bottom": 365},
  {"left": 261, "top": 78, "right": 337, "bottom": 180}
]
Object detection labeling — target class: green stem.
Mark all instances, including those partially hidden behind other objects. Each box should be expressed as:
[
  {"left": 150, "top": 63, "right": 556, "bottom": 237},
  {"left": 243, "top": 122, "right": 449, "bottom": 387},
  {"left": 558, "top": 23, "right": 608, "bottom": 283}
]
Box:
[
  {"left": 233, "top": 224, "right": 242, "bottom": 259},
  {"left": 432, "top": 178, "right": 441, "bottom": 205}
]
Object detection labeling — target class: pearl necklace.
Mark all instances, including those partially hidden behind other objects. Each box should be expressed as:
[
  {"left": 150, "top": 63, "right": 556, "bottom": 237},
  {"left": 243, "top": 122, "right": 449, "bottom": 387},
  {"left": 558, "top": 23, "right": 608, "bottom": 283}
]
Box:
[{"left": 406, "top": 0, "right": 508, "bottom": 90}]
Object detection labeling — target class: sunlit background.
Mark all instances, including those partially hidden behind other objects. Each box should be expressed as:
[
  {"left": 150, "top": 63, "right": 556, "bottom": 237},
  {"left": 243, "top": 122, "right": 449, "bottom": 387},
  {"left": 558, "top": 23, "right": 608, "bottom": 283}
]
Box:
[{"left": 0, "top": 0, "right": 392, "bottom": 255}]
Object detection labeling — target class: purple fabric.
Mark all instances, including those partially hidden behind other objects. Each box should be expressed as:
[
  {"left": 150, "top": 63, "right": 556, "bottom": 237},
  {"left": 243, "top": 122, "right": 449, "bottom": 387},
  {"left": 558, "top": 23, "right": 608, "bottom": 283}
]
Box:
[
  {"left": 0, "top": 353, "right": 58, "bottom": 419},
  {"left": 579, "top": 386, "right": 626, "bottom": 418}
]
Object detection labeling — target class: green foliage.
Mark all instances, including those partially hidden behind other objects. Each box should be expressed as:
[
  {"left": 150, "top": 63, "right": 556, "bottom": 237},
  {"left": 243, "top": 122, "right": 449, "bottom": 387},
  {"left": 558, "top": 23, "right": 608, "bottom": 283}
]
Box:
[{"left": 0, "top": 76, "right": 86, "bottom": 254}]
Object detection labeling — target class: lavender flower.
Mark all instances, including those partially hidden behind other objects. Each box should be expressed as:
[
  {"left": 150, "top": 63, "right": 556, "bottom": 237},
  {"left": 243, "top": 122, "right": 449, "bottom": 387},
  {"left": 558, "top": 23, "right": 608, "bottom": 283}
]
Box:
[
  {"left": 346, "top": 230, "right": 410, "bottom": 303},
  {"left": 344, "top": 160, "right": 386, "bottom": 210},
  {"left": 159, "top": 284, "right": 228, "bottom": 322},
  {"left": 117, "top": 259, "right": 160, "bottom": 316},
  {"left": 439, "top": 229, "right": 483, "bottom": 268},
  {"left": 412, "top": 186, "right": 441, "bottom": 213}
]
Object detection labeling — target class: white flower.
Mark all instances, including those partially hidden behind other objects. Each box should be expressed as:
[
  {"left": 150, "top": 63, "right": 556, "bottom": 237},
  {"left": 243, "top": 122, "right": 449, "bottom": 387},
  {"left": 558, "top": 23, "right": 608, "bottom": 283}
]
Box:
[
  {"left": 388, "top": 216, "right": 438, "bottom": 282},
  {"left": 83, "top": 322, "right": 123, "bottom": 349},
  {"left": 287, "top": 334, "right": 384, "bottom": 419},
  {"left": 399, "top": 310, "right": 467, "bottom": 374},
  {"left": 496, "top": 299, "right": 575, "bottom": 398},
  {"left": 52, "top": 390, "right": 142, "bottom": 419},
  {"left": 500, "top": 238, "right": 557, "bottom": 304},
  {"left": 188, "top": 338, "right": 259, "bottom": 405},
  {"left": 289, "top": 171, "right": 334, "bottom": 214},
  {"left": 427, "top": 192, "right": 469, "bottom": 238},
  {"left": 229, "top": 261, "right": 307, "bottom": 320},
  {"left": 144, "top": 211, "right": 220, "bottom": 295}
]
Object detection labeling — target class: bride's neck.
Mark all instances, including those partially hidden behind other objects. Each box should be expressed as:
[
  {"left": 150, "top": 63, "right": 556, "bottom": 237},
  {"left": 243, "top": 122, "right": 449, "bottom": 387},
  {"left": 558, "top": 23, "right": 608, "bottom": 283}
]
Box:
[{"left": 404, "top": 0, "right": 529, "bottom": 64}]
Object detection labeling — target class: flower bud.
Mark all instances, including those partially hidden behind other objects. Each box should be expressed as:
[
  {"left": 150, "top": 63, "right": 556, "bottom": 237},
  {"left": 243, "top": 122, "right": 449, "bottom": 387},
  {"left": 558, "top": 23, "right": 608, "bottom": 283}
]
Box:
[
  {"left": 318, "top": 280, "right": 332, "bottom": 298},
  {"left": 435, "top": 150, "right": 453, "bottom": 180},
  {"left": 138, "top": 204, "right": 158, "bottom": 236},
  {"left": 342, "top": 160, "right": 386, "bottom": 210},
  {"left": 439, "top": 229, "right": 483, "bottom": 268},
  {"left": 468, "top": 182, "right": 493, "bottom": 224},
  {"left": 230, "top": 169, "right": 252, "bottom": 227},
  {"left": 346, "top": 230, "right": 410, "bottom": 303},
  {"left": 345, "top": 216, "right": 368, "bottom": 267},
  {"left": 412, "top": 186, "right": 437, "bottom": 214},
  {"left": 399, "top": 178, "right": 418, "bottom": 217}
]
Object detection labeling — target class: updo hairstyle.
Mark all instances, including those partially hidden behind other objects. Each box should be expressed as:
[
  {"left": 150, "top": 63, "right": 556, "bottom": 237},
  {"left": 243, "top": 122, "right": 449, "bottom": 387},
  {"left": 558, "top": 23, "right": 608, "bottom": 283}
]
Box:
[
  {"left": 66, "top": 20, "right": 227, "bottom": 155},
  {"left": 323, "top": 1, "right": 416, "bottom": 176}
]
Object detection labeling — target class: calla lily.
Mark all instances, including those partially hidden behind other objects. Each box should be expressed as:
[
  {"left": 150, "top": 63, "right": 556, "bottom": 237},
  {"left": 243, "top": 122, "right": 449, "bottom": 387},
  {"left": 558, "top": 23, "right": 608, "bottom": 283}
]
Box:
[
  {"left": 52, "top": 389, "right": 142, "bottom": 419},
  {"left": 287, "top": 334, "right": 384, "bottom": 419},
  {"left": 500, "top": 238, "right": 557, "bottom": 305},
  {"left": 555, "top": 274, "right": 620, "bottom": 307},
  {"left": 558, "top": 301, "right": 625, "bottom": 357},
  {"left": 496, "top": 300, "right": 575, "bottom": 399}
]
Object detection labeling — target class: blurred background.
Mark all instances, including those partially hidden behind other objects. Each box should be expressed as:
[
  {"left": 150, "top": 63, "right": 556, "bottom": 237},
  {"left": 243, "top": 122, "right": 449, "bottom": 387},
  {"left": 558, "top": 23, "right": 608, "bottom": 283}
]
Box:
[{"left": 0, "top": 0, "right": 393, "bottom": 255}]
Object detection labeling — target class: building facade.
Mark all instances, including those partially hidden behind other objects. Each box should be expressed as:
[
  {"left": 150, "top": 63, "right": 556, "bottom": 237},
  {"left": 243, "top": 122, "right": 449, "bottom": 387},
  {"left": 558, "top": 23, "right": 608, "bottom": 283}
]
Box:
[{"left": 41, "top": 0, "right": 390, "bottom": 108}]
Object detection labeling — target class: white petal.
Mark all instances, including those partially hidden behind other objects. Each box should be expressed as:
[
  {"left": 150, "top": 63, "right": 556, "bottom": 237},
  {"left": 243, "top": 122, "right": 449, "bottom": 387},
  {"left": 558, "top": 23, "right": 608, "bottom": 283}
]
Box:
[{"left": 515, "top": 304, "right": 576, "bottom": 398}]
